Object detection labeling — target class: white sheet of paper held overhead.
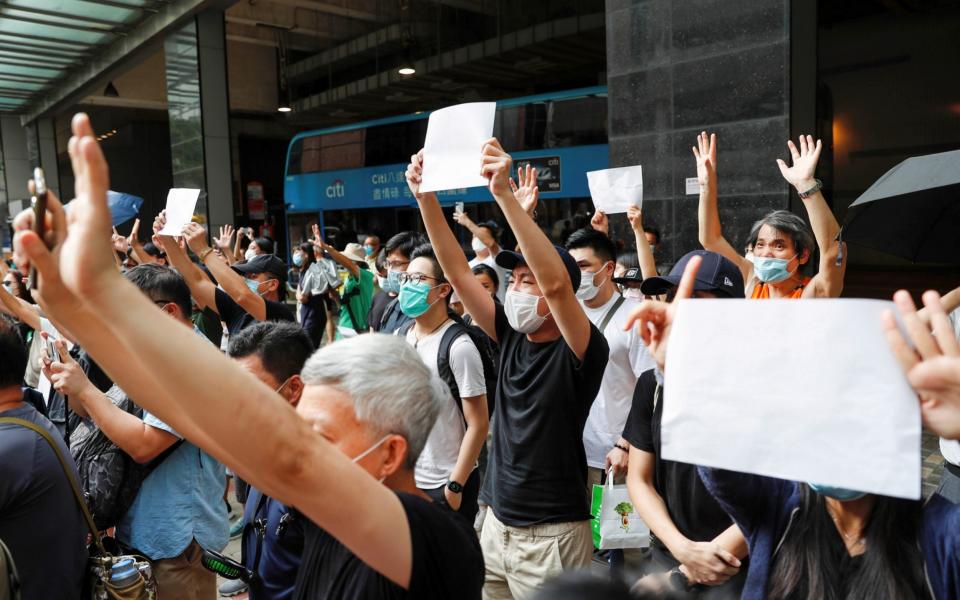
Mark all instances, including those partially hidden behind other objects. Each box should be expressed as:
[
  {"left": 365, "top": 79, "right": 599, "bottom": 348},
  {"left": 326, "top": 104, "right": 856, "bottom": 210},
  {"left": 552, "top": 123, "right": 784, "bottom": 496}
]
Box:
[
  {"left": 661, "top": 299, "right": 921, "bottom": 500},
  {"left": 419, "top": 102, "right": 497, "bottom": 193},
  {"left": 157, "top": 188, "right": 201, "bottom": 235},
  {"left": 587, "top": 165, "right": 643, "bottom": 214}
]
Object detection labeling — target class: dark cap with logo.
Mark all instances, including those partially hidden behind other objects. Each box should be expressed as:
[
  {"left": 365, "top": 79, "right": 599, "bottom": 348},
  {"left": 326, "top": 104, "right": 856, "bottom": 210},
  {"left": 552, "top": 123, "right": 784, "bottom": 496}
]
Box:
[
  {"left": 640, "top": 250, "right": 744, "bottom": 298},
  {"left": 495, "top": 245, "right": 581, "bottom": 294},
  {"left": 612, "top": 267, "right": 643, "bottom": 286},
  {"left": 232, "top": 254, "right": 287, "bottom": 283}
]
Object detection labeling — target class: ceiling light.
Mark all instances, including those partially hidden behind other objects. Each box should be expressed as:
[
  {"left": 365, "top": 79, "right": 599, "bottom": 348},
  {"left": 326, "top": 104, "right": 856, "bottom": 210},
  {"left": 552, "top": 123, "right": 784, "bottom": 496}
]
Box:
[
  {"left": 277, "top": 105, "right": 292, "bottom": 113},
  {"left": 398, "top": 66, "right": 416, "bottom": 76}
]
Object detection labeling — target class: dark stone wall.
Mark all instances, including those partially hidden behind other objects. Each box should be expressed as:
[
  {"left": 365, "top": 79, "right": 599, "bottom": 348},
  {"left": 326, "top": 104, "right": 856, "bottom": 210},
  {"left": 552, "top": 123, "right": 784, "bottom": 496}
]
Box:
[{"left": 605, "top": 0, "right": 791, "bottom": 267}]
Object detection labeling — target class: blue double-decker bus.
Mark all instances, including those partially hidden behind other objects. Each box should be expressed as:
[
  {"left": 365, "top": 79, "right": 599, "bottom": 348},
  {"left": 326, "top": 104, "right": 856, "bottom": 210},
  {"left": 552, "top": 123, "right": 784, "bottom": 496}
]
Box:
[{"left": 283, "top": 86, "right": 609, "bottom": 253}]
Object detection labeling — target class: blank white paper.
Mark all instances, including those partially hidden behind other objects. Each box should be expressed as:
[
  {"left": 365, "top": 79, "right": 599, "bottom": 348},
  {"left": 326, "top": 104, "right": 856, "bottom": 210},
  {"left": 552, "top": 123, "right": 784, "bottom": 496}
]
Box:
[
  {"left": 420, "top": 102, "right": 497, "bottom": 193},
  {"left": 662, "top": 299, "right": 921, "bottom": 500},
  {"left": 158, "top": 188, "right": 201, "bottom": 235},
  {"left": 587, "top": 165, "right": 643, "bottom": 214}
]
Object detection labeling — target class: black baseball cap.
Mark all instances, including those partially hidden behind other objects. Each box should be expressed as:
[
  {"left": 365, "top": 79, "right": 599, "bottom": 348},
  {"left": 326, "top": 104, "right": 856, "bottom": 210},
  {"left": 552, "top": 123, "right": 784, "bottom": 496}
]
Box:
[
  {"left": 495, "top": 245, "right": 580, "bottom": 294},
  {"left": 232, "top": 254, "right": 287, "bottom": 283},
  {"left": 640, "top": 250, "right": 744, "bottom": 298},
  {"left": 612, "top": 267, "right": 643, "bottom": 286}
]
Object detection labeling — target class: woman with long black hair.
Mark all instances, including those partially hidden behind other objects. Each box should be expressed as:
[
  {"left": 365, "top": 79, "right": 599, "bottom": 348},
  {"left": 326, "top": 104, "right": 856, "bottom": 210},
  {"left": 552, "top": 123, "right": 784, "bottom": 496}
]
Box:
[
  {"left": 696, "top": 469, "right": 957, "bottom": 600},
  {"left": 294, "top": 242, "right": 336, "bottom": 348}
]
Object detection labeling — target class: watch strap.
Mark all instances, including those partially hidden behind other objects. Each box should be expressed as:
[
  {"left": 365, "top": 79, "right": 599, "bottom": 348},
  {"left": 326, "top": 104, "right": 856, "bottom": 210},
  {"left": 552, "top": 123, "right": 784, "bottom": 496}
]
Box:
[
  {"left": 798, "top": 178, "right": 822, "bottom": 199},
  {"left": 446, "top": 480, "right": 463, "bottom": 494}
]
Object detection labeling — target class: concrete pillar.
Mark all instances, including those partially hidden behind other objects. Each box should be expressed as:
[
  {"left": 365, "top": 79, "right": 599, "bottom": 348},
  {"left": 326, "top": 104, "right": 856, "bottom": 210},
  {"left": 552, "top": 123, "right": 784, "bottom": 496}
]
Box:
[
  {"left": 605, "top": 0, "right": 792, "bottom": 265},
  {"left": 1, "top": 115, "right": 33, "bottom": 247}
]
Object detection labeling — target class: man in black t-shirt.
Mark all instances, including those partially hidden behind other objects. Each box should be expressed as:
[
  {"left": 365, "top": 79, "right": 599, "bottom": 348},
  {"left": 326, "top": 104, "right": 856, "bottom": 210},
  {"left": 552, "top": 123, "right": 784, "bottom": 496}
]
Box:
[
  {"left": 406, "top": 141, "right": 609, "bottom": 599},
  {"left": 624, "top": 251, "right": 747, "bottom": 597},
  {"left": 155, "top": 215, "right": 294, "bottom": 335},
  {"left": 0, "top": 321, "right": 86, "bottom": 600},
  {"left": 372, "top": 231, "right": 425, "bottom": 334},
  {"left": 292, "top": 334, "right": 483, "bottom": 599}
]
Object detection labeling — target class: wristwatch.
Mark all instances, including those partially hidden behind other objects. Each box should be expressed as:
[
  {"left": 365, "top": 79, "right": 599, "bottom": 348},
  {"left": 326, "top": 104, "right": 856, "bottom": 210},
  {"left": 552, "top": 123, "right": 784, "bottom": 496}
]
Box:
[
  {"left": 614, "top": 443, "right": 629, "bottom": 453},
  {"left": 668, "top": 567, "right": 691, "bottom": 591},
  {"left": 446, "top": 480, "right": 463, "bottom": 494},
  {"left": 797, "top": 178, "right": 822, "bottom": 199},
  {"left": 197, "top": 247, "right": 215, "bottom": 262}
]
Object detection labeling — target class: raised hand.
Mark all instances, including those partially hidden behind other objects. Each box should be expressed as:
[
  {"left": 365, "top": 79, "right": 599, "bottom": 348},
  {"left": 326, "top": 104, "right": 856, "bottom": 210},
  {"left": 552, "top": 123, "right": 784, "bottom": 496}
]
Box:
[
  {"left": 405, "top": 149, "right": 427, "bottom": 199},
  {"left": 480, "top": 138, "right": 513, "bottom": 199},
  {"left": 692, "top": 132, "right": 717, "bottom": 187},
  {"left": 624, "top": 255, "right": 702, "bottom": 371},
  {"left": 217, "top": 224, "right": 234, "bottom": 250},
  {"left": 627, "top": 204, "right": 644, "bottom": 232},
  {"left": 884, "top": 290, "right": 960, "bottom": 440},
  {"left": 452, "top": 210, "right": 472, "bottom": 227},
  {"left": 776, "top": 135, "right": 821, "bottom": 191},
  {"left": 42, "top": 336, "right": 93, "bottom": 399},
  {"left": 510, "top": 164, "right": 539, "bottom": 217},
  {"left": 13, "top": 116, "right": 116, "bottom": 311},
  {"left": 590, "top": 210, "right": 609, "bottom": 235},
  {"left": 127, "top": 218, "right": 141, "bottom": 247},
  {"left": 182, "top": 222, "right": 210, "bottom": 255},
  {"left": 310, "top": 223, "right": 327, "bottom": 251},
  {"left": 111, "top": 227, "right": 130, "bottom": 254}
]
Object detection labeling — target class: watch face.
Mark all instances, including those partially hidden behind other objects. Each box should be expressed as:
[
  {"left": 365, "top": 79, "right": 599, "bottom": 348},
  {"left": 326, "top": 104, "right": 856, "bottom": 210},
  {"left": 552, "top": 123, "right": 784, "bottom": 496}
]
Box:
[{"left": 447, "top": 481, "right": 463, "bottom": 493}]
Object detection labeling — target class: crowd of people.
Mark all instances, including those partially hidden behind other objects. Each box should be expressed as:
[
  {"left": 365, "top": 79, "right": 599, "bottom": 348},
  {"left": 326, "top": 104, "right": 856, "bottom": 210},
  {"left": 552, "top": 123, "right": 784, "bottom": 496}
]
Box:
[{"left": 1, "top": 113, "right": 959, "bottom": 600}]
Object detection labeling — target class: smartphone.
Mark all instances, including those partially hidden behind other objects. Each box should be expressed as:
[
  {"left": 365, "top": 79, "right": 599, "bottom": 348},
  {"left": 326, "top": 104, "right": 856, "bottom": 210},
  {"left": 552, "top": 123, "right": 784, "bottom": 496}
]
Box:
[
  {"left": 455, "top": 202, "right": 464, "bottom": 215},
  {"left": 27, "top": 167, "right": 48, "bottom": 289},
  {"left": 45, "top": 337, "right": 58, "bottom": 362}
]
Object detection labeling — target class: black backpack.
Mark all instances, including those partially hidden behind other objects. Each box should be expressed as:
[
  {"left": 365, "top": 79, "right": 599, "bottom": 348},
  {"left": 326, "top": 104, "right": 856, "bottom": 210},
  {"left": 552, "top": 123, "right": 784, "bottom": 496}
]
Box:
[
  {"left": 70, "top": 386, "right": 182, "bottom": 531},
  {"left": 400, "top": 316, "right": 498, "bottom": 418}
]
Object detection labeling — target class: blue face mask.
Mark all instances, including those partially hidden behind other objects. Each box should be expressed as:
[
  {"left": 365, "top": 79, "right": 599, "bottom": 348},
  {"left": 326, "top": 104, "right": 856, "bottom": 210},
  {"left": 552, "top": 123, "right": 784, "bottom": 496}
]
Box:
[
  {"left": 293, "top": 253, "right": 303, "bottom": 267},
  {"left": 398, "top": 281, "right": 439, "bottom": 318},
  {"left": 751, "top": 255, "right": 797, "bottom": 283},
  {"left": 245, "top": 278, "right": 266, "bottom": 295},
  {"left": 381, "top": 270, "right": 401, "bottom": 294},
  {"left": 364, "top": 245, "right": 375, "bottom": 257},
  {"left": 808, "top": 483, "right": 867, "bottom": 501}
]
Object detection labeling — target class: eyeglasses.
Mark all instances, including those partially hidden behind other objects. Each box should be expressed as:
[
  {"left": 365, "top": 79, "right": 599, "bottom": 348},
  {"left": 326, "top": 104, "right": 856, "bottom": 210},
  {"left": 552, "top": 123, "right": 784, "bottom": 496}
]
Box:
[
  {"left": 152, "top": 299, "right": 176, "bottom": 307},
  {"left": 384, "top": 260, "right": 409, "bottom": 269},
  {"left": 397, "top": 272, "right": 440, "bottom": 285}
]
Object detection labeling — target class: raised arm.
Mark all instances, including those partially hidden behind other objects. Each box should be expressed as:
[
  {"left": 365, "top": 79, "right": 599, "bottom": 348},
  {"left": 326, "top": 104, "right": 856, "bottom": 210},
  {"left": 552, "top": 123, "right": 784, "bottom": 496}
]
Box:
[
  {"left": 482, "top": 139, "right": 592, "bottom": 359},
  {"left": 777, "top": 136, "right": 845, "bottom": 298},
  {"left": 215, "top": 224, "right": 236, "bottom": 266},
  {"left": 452, "top": 211, "right": 499, "bottom": 254},
  {"left": 312, "top": 226, "right": 359, "bottom": 279},
  {"left": 0, "top": 284, "right": 40, "bottom": 331},
  {"left": 627, "top": 204, "right": 659, "bottom": 281},
  {"left": 183, "top": 221, "right": 267, "bottom": 320},
  {"left": 406, "top": 150, "right": 496, "bottom": 341},
  {"left": 153, "top": 214, "right": 218, "bottom": 313},
  {"left": 13, "top": 113, "right": 417, "bottom": 589},
  {"left": 127, "top": 219, "right": 155, "bottom": 266},
  {"left": 694, "top": 133, "right": 753, "bottom": 285}
]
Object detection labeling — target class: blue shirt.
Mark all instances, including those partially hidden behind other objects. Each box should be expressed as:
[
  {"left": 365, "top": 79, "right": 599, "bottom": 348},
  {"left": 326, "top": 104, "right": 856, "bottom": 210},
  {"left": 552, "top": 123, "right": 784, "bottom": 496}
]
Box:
[
  {"left": 242, "top": 488, "right": 304, "bottom": 600},
  {"left": 117, "top": 412, "right": 228, "bottom": 559}
]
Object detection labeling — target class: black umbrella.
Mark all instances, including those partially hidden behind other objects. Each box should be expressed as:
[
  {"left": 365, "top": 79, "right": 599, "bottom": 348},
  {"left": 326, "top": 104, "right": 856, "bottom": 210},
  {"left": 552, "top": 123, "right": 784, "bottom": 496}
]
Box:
[{"left": 843, "top": 148, "right": 960, "bottom": 264}]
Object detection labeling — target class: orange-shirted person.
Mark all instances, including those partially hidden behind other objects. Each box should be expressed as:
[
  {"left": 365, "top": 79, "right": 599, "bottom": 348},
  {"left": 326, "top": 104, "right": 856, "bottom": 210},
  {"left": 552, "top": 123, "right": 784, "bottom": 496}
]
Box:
[{"left": 695, "top": 132, "right": 846, "bottom": 299}]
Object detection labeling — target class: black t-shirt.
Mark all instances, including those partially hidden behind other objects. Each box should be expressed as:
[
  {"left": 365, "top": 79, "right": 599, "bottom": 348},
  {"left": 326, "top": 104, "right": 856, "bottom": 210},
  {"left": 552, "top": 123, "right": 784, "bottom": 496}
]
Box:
[
  {"left": 292, "top": 492, "right": 483, "bottom": 600},
  {"left": 479, "top": 303, "right": 608, "bottom": 526},
  {"left": 367, "top": 291, "right": 394, "bottom": 333},
  {"left": 215, "top": 287, "right": 295, "bottom": 335},
  {"left": 0, "top": 401, "right": 87, "bottom": 600},
  {"left": 622, "top": 370, "right": 733, "bottom": 544},
  {"left": 378, "top": 298, "right": 411, "bottom": 335}
]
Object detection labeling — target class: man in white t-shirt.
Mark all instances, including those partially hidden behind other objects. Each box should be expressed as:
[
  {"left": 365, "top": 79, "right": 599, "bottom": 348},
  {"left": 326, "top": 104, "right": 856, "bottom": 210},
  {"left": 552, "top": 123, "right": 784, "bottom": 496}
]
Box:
[
  {"left": 566, "top": 228, "right": 655, "bottom": 486},
  {"left": 397, "top": 242, "right": 489, "bottom": 522},
  {"left": 454, "top": 211, "right": 509, "bottom": 302}
]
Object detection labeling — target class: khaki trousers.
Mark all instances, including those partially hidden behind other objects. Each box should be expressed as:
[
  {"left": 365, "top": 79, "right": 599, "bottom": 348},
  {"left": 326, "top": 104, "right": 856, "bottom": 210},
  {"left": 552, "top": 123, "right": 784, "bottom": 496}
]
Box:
[
  {"left": 480, "top": 510, "right": 592, "bottom": 600},
  {"left": 152, "top": 539, "right": 215, "bottom": 600}
]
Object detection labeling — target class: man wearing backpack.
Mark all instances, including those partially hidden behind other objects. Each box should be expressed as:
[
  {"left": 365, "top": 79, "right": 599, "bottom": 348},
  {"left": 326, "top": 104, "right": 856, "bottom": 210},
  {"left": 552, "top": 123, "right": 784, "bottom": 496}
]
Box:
[
  {"left": 0, "top": 320, "right": 86, "bottom": 600},
  {"left": 43, "top": 265, "right": 227, "bottom": 600},
  {"left": 398, "top": 243, "right": 489, "bottom": 522},
  {"left": 373, "top": 231, "right": 426, "bottom": 334}
]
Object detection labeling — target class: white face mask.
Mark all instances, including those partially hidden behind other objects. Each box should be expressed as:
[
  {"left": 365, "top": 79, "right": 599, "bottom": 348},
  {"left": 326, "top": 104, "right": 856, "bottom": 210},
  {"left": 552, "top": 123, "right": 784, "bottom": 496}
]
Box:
[
  {"left": 351, "top": 434, "right": 393, "bottom": 483},
  {"left": 576, "top": 262, "right": 610, "bottom": 301},
  {"left": 244, "top": 247, "right": 258, "bottom": 261},
  {"left": 377, "top": 275, "right": 388, "bottom": 289},
  {"left": 622, "top": 287, "right": 644, "bottom": 300},
  {"left": 504, "top": 290, "right": 549, "bottom": 334},
  {"left": 471, "top": 237, "right": 487, "bottom": 254}
]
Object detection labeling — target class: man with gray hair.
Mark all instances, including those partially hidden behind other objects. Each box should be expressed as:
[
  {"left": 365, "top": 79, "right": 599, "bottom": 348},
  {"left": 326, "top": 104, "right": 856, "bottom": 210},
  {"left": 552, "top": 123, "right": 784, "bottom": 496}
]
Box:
[
  {"left": 292, "top": 333, "right": 484, "bottom": 599},
  {"left": 696, "top": 132, "right": 846, "bottom": 299}
]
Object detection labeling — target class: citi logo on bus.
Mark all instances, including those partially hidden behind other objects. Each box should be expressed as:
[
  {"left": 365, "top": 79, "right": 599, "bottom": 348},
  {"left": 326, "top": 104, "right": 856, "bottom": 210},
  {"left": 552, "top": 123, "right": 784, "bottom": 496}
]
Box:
[{"left": 326, "top": 179, "right": 345, "bottom": 198}]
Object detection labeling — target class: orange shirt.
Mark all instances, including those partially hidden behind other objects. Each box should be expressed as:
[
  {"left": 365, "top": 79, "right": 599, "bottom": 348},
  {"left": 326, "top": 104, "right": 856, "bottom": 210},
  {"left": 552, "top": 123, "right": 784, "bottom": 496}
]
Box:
[{"left": 750, "top": 277, "right": 812, "bottom": 299}]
